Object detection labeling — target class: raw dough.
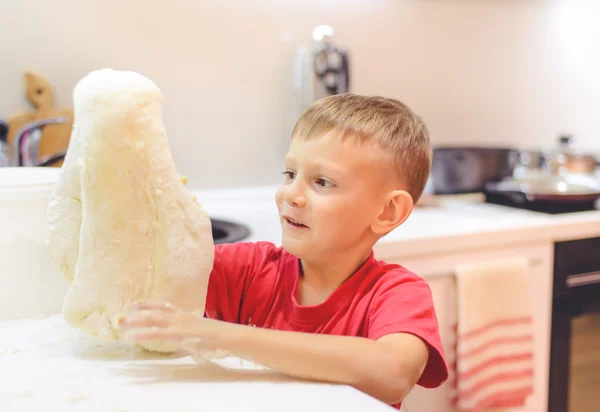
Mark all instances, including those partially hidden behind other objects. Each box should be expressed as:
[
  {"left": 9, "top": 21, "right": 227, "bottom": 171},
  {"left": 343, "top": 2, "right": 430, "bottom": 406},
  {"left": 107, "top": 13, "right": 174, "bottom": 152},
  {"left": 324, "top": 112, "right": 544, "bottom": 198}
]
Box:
[{"left": 46, "top": 69, "right": 214, "bottom": 352}]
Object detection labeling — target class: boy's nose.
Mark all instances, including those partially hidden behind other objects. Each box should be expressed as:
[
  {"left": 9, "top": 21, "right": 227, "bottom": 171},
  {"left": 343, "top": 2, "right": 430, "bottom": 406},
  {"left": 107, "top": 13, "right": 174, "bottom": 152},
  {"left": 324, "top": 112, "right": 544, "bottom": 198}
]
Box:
[{"left": 284, "top": 182, "right": 307, "bottom": 208}]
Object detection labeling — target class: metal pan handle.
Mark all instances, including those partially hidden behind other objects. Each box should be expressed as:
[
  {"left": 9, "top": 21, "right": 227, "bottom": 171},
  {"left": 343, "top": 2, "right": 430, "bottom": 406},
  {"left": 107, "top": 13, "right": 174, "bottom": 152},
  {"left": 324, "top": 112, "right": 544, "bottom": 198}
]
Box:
[{"left": 566, "top": 271, "right": 600, "bottom": 287}]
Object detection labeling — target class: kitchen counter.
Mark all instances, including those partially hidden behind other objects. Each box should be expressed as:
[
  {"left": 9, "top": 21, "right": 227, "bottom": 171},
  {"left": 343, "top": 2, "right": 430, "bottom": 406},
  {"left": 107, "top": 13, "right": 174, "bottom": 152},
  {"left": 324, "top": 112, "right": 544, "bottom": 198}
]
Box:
[
  {"left": 192, "top": 185, "right": 600, "bottom": 260},
  {"left": 0, "top": 315, "right": 395, "bottom": 411}
]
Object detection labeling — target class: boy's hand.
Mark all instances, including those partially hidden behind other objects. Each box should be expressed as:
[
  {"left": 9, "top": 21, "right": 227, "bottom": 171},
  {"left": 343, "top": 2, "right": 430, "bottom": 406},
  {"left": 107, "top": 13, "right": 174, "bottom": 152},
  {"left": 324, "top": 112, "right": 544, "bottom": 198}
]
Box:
[
  {"left": 117, "top": 301, "right": 225, "bottom": 352},
  {"left": 117, "top": 301, "right": 429, "bottom": 406}
]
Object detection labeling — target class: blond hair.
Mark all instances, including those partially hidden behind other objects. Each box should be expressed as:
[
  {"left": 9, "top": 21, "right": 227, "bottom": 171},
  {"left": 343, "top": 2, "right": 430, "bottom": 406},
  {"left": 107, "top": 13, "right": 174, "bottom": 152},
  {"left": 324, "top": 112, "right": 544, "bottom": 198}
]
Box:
[{"left": 291, "top": 94, "right": 431, "bottom": 203}]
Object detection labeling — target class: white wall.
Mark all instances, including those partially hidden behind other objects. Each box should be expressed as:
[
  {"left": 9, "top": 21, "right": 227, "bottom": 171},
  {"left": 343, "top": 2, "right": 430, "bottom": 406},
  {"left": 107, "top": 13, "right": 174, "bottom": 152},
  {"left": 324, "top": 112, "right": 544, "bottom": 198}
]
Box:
[{"left": 1, "top": 0, "right": 599, "bottom": 189}]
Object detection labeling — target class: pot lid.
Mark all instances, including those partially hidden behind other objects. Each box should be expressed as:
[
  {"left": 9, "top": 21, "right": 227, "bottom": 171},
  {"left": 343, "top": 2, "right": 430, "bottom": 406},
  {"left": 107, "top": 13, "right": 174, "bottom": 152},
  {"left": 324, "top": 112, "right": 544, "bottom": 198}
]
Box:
[{"left": 491, "top": 173, "right": 600, "bottom": 196}]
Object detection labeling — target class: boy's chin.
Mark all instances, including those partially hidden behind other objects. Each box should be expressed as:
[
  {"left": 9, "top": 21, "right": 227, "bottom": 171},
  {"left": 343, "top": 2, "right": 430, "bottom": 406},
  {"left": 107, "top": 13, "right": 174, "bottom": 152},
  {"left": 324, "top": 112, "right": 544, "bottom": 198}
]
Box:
[{"left": 281, "top": 237, "right": 314, "bottom": 260}]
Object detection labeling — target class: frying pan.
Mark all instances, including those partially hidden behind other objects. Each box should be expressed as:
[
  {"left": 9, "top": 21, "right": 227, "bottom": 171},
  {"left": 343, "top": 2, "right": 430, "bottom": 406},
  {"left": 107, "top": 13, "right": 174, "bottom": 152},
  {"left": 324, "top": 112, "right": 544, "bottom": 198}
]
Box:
[{"left": 485, "top": 173, "right": 600, "bottom": 204}]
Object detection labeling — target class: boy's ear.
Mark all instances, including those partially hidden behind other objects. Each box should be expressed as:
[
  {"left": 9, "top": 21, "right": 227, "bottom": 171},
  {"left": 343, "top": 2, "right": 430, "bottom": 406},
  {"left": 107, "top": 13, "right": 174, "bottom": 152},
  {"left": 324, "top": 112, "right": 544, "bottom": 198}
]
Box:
[{"left": 371, "top": 189, "right": 413, "bottom": 235}]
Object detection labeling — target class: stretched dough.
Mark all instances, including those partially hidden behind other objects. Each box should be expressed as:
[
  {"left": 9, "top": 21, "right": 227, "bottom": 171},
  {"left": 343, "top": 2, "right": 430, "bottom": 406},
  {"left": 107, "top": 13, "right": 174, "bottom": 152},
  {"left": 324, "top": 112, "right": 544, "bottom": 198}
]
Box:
[{"left": 46, "top": 69, "right": 214, "bottom": 352}]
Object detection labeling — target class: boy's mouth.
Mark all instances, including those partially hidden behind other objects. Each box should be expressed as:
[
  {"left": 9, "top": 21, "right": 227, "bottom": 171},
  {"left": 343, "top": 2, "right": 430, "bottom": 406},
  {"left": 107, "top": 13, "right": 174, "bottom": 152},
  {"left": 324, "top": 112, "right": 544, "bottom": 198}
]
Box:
[{"left": 283, "top": 216, "right": 308, "bottom": 228}]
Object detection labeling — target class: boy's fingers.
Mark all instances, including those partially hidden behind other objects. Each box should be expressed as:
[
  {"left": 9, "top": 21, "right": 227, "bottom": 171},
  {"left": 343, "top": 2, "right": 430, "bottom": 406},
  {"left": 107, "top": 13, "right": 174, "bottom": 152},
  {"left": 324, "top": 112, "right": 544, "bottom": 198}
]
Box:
[
  {"left": 180, "top": 338, "right": 212, "bottom": 353},
  {"left": 119, "top": 311, "right": 169, "bottom": 328},
  {"left": 124, "top": 327, "right": 186, "bottom": 343},
  {"left": 129, "top": 301, "right": 177, "bottom": 312}
]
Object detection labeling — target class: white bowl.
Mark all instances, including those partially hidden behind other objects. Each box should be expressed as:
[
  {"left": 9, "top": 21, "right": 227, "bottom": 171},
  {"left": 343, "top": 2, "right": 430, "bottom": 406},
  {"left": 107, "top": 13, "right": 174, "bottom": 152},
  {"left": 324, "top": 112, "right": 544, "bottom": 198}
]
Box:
[{"left": 0, "top": 167, "right": 69, "bottom": 320}]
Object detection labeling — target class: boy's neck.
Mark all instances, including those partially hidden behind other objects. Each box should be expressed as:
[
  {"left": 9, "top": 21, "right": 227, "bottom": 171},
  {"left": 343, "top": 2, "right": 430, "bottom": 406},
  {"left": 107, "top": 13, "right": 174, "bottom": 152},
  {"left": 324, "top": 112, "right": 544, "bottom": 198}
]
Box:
[{"left": 297, "top": 247, "right": 373, "bottom": 306}]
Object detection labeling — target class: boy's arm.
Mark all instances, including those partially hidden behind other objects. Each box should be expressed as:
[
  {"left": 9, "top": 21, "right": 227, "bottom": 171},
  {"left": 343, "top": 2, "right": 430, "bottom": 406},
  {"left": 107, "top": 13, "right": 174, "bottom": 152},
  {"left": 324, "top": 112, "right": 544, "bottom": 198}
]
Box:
[
  {"left": 213, "top": 320, "right": 429, "bottom": 405},
  {"left": 118, "top": 301, "right": 429, "bottom": 405}
]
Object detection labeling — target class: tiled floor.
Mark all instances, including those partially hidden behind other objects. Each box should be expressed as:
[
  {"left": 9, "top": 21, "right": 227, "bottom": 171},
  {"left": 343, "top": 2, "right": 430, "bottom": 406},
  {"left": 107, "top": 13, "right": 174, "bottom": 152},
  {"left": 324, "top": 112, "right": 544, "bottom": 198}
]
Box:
[{"left": 569, "top": 312, "right": 600, "bottom": 412}]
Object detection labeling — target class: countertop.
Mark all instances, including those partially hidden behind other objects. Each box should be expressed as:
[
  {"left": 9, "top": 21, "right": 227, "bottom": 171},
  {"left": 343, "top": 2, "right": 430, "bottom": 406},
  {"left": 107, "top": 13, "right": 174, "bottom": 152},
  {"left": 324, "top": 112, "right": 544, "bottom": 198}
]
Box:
[
  {"left": 192, "top": 185, "right": 600, "bottom": 260},
  {"left": 0, "top": 315, "right": 395, "bottom": 411}
]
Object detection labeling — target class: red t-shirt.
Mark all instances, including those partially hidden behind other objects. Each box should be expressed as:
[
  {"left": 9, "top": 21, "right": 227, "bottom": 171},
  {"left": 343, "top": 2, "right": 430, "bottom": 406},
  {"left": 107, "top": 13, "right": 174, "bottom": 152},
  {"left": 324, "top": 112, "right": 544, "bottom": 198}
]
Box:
[{"left": 205, "top": 241, "right": 448, "bottom": 408}]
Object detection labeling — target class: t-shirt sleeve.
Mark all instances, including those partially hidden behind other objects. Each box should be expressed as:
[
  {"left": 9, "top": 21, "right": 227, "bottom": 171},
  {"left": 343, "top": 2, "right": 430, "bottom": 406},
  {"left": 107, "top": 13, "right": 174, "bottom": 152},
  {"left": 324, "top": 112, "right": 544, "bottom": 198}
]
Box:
[
  {"left": 204, "top": 241, "right": 276, "bottom": 323},
  {"left": 367, "top": 271, "right": 449, "bottom": 389}
]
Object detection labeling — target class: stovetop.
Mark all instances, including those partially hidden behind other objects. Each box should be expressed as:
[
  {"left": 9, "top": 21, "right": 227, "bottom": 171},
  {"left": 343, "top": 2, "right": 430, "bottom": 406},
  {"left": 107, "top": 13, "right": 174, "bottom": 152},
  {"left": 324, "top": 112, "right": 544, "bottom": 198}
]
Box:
[{"left": 484, "top": 192, "right": 599, "bottom": 215}]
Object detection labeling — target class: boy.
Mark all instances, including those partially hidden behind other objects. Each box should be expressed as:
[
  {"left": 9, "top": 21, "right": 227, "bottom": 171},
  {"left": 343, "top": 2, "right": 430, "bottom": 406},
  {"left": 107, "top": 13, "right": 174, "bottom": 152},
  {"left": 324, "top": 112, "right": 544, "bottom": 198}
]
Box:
[{"left": 118, "top": 94, "right": 449, "bottom": 409}]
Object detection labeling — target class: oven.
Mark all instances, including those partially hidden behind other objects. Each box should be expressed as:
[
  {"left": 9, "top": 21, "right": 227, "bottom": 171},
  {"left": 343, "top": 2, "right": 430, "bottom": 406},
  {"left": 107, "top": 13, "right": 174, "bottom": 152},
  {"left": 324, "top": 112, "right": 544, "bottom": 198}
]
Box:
[{"left": 549, "top": 236, "right": 600, "bottom": 412}]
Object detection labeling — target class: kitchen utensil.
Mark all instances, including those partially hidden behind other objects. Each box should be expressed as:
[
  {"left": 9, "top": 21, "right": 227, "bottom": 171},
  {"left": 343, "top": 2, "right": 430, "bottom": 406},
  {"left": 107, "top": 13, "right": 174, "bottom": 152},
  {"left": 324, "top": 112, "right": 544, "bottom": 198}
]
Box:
[
  {"left": 37, "top": 151, "right": 66, "bottom": 167},
  {"left": 544, "top": 135, "right": 600, "bottom": 175},
  {"left": 485, "top": 172, "right": 600, "bottom": 204},
  {"left": 0, "top": 167, "right": 69, "bottom": 320},
  {"left": 27, "top": 128, "right": 43, "bottom": 165},
  {"left": 0, "top": 120, "right": 9, "bottom": 167},
  {"left": 12, "top": 116, "right": 69, "bottom": 166},
  {"left": 430, "top": 146, "right": 519, "bottom": 194}
]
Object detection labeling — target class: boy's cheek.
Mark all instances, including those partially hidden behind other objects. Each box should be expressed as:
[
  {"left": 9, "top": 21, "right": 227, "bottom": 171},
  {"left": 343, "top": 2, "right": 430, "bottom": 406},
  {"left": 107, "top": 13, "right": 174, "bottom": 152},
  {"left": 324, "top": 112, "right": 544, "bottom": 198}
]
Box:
[{"left": 274, "top": 189, "right": 285, "bottom": 208}]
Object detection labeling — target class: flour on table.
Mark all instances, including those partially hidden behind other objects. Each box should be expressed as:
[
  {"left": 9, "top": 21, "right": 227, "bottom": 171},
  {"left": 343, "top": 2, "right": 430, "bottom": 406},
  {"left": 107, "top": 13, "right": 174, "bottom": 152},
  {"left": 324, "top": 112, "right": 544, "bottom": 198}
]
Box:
[
  {"left": 65, "top": 393, "right": 90, "bottom": 404},
  {"left": 45, "top": 69, "right": 215, "bottom": 352}
]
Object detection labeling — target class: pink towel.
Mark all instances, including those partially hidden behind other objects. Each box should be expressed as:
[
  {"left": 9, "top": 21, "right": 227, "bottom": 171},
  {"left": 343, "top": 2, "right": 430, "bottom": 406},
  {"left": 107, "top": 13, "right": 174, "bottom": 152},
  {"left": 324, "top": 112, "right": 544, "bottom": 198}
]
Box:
[{"left": 448, "top": 257, "right": 534, "bottom": 411}]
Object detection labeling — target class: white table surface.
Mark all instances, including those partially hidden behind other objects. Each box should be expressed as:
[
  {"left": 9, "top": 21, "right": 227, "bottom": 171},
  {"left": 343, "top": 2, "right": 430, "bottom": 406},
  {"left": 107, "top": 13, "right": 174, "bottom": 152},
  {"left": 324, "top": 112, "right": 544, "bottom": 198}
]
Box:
[{"left": 0, "top": 315, "right": 396, "bottom": 411}]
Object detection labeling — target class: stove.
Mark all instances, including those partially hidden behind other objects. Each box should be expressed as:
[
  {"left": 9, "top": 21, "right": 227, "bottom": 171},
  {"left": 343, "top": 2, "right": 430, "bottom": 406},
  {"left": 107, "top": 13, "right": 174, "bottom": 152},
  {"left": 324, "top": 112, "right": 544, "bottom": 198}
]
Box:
[{"left": 484, "top": 192, "right": 599, "bottom": 214}]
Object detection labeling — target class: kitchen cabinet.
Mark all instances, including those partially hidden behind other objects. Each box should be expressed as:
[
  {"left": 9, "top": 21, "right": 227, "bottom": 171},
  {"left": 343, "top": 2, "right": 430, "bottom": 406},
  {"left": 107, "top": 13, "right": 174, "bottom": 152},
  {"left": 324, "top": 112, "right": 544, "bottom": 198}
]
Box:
[{"left": 375, "top": 241, "right": 554, "bottom": 412}]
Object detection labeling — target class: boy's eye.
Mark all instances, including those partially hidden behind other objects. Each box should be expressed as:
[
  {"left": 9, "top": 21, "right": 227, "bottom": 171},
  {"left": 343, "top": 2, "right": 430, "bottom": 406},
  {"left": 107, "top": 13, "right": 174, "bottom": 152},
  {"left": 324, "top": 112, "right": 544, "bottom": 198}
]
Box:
[
  {"left": 315, "top": 178, "right": 332, "bottom": 187},
  {"left": 282, "top": 170, "right": 295, "bottom": 180}
]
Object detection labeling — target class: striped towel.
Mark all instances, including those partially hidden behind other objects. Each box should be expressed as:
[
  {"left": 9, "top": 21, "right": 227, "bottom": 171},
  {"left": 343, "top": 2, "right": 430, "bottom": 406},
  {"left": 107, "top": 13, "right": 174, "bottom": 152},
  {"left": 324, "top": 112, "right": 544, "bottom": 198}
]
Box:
[{"left": 448, "top": 257, "right": 534, "bottom": 411}]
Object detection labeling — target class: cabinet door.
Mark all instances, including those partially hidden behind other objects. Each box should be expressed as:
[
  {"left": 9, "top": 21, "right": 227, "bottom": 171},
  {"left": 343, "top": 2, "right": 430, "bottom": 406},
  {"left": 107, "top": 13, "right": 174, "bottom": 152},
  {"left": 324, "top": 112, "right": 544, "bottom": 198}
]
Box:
[{"left": 389, "top": 242, "right": 553, "bottom": 412}]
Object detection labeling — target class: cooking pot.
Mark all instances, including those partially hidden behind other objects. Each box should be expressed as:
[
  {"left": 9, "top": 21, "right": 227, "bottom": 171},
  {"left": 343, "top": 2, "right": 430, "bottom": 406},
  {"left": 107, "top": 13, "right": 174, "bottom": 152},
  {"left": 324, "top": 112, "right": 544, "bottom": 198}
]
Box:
[
  {"left": 544, "top": 135, "right": 600, "bottom": 175},
  {"left": 431, "top": 146, "right": 519, "bottom": 194},
  {"left": 0, "top": 167, "right": 69, "bottom": 320}
]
